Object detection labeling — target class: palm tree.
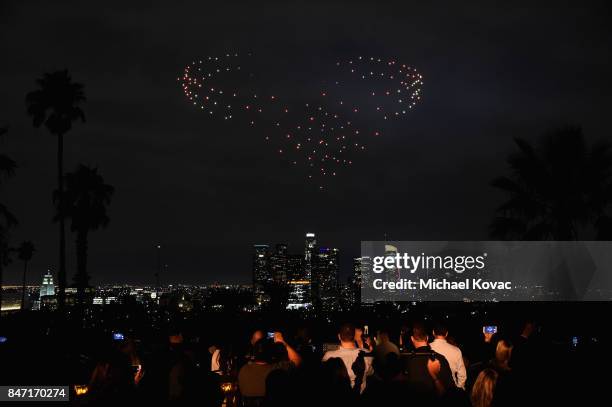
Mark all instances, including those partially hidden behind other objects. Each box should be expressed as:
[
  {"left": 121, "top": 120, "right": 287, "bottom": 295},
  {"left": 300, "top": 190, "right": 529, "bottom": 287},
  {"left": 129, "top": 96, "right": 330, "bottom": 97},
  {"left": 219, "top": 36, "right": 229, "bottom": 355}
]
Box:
[
  {"left": 490, "top": 126, "right": 612, "bottom": 240},
  {"left": 17, "top": 241, "right": 35, "bottom": 311},
  {"left": 60, "top": 164, "right": 113, "bottom": 315},
  {"left": 0, "top": 127, "right": 17, "bottom": 181},
  {"left": 0, "top": 207, "right": 17, "bottom": 316},
  {"left": 26, "top": 71, "right": 85, "bottom": 310},
  {"left": 0, "top": 125, "right": 17, "bottom": 317}
]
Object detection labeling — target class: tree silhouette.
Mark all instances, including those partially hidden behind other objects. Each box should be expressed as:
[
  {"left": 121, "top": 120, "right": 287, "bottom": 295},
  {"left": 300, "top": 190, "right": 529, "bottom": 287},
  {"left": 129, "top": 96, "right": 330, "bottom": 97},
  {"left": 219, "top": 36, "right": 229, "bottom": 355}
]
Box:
[
  {"left": 0, "top": 127, "right": 16, "bottom": 181},
  {"left": 59, "top": 164, "right": 113, "bottom": 316},
  {"left": 17, "top": 241, "right": 35, "bottom": 311},
  {"left": 490, "top": 126, "right": 612, "bottom": 240},
  {"left": 0, "top": 126, "right": 17, "bottom": 317},
  {"left": 26, "top": 71, "right": 85, "bottom": 311}
]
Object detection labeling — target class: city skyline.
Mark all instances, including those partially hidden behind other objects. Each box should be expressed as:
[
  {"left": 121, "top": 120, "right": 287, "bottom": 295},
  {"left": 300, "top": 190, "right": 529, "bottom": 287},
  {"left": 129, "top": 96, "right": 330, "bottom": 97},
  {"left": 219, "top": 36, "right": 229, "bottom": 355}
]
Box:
[
  {"left": 2, "top": 231, "right": 359, "bottom": 286},
  {"left": 3, "top": 0, "right": 612, "bottom": 287}
]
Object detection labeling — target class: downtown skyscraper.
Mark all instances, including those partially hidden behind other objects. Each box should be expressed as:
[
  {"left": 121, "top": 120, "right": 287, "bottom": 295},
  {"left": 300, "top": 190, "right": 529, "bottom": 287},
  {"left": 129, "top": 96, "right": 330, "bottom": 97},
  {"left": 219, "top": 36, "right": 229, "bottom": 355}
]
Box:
[
  {"left": 286, "top": 255, "right": 309, "bottom": 309},
  {"left": 351, "top": 256, "right": 371, "bottom": 305},
  {"left": 269, "top": 243, "right": 288, "bottom": 283},
  {"left": 312, "top": 246, "right": 340, "bottom": 312},
  {"left": 286, "top": 234, "right": 315, "bottom": 309},
  {"left": 40, "top": 269, "right": 56, "bottom": 298},
  {"left": 251, "top": 232, "right": 343, "bottom": 311},
  {"left": 304, "top": 233, "right": 316, "bottom": 281},
  {"left": 252, "top": 244, "right": 271, "bottom": 305}
]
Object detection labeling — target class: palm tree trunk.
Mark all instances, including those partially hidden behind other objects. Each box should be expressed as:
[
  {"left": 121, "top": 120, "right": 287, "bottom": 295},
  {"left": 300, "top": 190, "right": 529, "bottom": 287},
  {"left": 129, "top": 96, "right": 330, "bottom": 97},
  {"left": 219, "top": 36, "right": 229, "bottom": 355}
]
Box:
[
  {"left": 21, "top": 259, "right": 28, "bottom": 311},
  {"left": 76, "top": 229, "right": 88, "bottom": 320},
  {"left": 57, "top": 133, "right": 66, "bottom": 311}
]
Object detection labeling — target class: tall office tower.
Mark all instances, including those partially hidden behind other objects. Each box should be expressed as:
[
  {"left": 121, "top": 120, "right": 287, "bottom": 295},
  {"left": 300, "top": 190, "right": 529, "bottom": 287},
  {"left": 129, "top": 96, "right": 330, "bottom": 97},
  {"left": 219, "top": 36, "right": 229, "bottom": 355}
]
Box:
[
  {"left": 286, "top": 254, "right": 310, "bottom": 309},
  {"left": 304, "top": 233, "right": 316, "bottom": 280},
  {"left": 34, "top": 269, "right": 57, "bottom": 310},
  {"left": 252, "top": 244, "right": 271, "bottom": 305},
  {"left": 286, "top": 254, "right": 305, "bottom": 281},
  {"left": 339, "top": 281, "right": 354, "bottom": 311},
  {"left": 295, "top": 232, "right": 315, "bottom": 308},
  {"left": 270, "top": 243, "right": 289, "bottom": 283},
  {"left": 312, "top": 247, "right": 340, "bottom": 312},
  {"left": 350, "top": 256, "right": 370, "bottom": 305},
  {"left": 40, "top": 269, "right": 56, "bottom": 298}
]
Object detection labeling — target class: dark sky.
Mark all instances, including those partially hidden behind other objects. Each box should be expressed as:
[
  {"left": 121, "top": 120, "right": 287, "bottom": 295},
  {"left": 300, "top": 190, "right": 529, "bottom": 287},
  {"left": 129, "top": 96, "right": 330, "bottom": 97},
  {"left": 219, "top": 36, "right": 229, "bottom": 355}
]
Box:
[{"left": 2, "top": 0, "right": 612, "bottom": 285}]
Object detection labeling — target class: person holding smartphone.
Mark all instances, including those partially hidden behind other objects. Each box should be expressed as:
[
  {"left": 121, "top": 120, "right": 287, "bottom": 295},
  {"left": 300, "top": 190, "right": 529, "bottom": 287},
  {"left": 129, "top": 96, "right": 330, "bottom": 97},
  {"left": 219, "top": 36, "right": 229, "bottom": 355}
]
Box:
[
  {"left": 273, "top": 331, "right": 302, "bottom": 367},
  {"left": 118, "top": 337, "right": 145, "bottom": 385},
  {"left": 355, "top": 325, "right": 373, "bottom": 351}
]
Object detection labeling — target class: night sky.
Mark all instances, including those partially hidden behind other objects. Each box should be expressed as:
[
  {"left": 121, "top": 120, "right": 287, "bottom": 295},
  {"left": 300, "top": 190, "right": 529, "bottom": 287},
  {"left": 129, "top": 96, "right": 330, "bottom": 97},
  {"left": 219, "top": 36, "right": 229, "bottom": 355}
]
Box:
[{"left": 2, "top": 0, "right": 612, "bottom": 285}]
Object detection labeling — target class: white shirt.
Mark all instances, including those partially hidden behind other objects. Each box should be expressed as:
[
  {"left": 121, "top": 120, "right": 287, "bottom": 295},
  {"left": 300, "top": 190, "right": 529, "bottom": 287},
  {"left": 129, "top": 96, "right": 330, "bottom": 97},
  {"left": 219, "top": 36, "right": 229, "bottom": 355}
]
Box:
[
  {"left": 322, "top": 346, "right": 373, "bottom": 393},
  {"left": 430, "top": 338, "right": 467, "bottom": 389}
]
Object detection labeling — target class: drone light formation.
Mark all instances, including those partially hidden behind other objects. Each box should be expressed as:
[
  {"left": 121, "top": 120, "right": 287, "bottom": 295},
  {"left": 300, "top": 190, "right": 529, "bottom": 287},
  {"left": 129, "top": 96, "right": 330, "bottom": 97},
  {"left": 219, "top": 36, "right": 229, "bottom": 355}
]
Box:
[{"left": 179, "top": 53, "right": 423, "bottom": 189}]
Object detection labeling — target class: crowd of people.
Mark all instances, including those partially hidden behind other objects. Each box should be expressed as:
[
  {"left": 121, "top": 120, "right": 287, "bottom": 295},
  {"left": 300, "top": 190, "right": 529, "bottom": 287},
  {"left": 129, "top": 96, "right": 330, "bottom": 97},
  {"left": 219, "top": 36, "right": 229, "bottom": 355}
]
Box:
[{"left": 70, "top": 318, "right": 550, "bottom": 406}]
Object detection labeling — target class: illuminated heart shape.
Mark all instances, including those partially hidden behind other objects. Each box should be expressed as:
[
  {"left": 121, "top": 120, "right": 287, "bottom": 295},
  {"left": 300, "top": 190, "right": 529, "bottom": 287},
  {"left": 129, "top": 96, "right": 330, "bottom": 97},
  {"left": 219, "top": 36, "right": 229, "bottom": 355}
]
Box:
[{"left": 179, "top": 53, "right": 423, "bottom": 188}]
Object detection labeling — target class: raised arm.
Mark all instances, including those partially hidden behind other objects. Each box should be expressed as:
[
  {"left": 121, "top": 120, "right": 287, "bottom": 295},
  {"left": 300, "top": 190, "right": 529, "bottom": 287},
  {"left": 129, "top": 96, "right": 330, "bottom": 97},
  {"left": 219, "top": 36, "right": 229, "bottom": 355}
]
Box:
[{"left": 275, "top": 332, "right": 302, "bottom": 367}]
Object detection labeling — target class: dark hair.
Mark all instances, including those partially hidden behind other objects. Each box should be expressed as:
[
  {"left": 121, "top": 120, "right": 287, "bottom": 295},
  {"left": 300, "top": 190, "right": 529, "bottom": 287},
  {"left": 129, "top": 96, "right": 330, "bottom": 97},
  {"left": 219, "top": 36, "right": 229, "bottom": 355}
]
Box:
[
  {"left": 252, "top": 338, "right": 273, "bottom": 363},
  {"left": 322, "top": 357, "right": 351, "bottom": 387},
  {"left": 88, "top": 349, "right": 134, "bottom": 398},
  {"left": 338, "top": 323, "right": 356, "bottom": 342},
  {"left": 265, "top": 368, "right": 293, "bottom": 406},
  {"left": 167, "top": 326, "right": 182, "bottom": 337},
  {"left": 269, "top": 342, "right": 289, "bottom": 363},
  {"left": 433, "top": 322, "right": 448, "bottom": 337},
  {"left": 411, "top": 321, "right": 428, "bottom": 342},
  {"left": 377, "top": 324, "right": 392, "bottom": 336}
]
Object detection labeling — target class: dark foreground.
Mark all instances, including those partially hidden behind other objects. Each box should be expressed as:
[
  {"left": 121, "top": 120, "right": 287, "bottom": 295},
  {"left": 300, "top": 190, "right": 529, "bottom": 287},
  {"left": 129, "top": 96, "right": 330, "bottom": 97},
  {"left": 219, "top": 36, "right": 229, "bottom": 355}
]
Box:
[{"left": 0, "top": 302, "right": 610, "bottom": 406}]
